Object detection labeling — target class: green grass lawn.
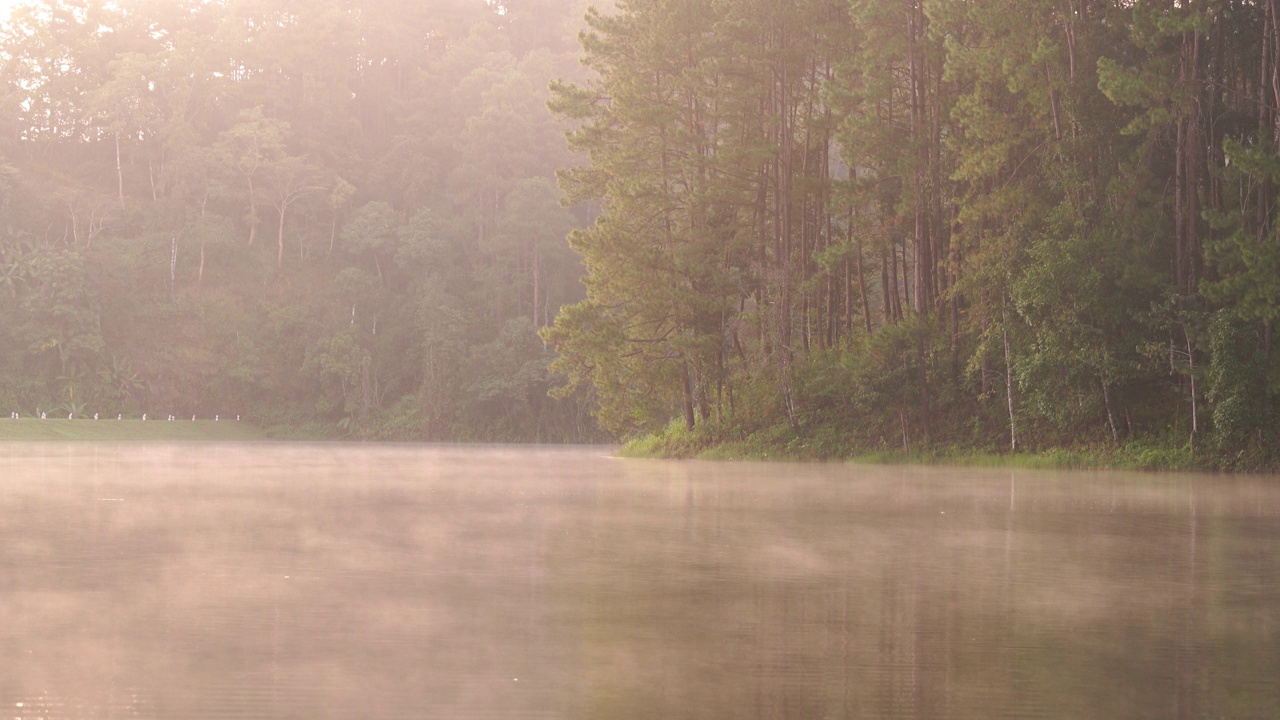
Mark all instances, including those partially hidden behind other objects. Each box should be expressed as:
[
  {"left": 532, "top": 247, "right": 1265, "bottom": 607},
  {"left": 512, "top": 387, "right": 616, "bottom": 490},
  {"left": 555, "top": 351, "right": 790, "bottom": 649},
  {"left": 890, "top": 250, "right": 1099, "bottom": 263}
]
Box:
[{"left": 0, "top": 418, "right": 265, "bottom": 441}]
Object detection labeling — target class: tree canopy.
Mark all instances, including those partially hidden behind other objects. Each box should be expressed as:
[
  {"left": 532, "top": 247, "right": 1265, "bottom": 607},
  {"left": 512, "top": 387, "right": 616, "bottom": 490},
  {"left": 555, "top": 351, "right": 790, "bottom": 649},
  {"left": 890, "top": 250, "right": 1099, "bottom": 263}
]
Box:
[
  {"left": 0, "top": 0, "right": 604, "bottom": 441},
  {"left": 545, "top": 0, "right": 1280, "bottom": 467}
]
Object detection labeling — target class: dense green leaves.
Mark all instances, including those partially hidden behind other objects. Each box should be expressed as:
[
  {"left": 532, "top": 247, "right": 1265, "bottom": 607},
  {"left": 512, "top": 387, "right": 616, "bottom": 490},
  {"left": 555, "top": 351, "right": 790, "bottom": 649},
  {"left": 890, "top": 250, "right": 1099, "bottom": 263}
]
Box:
[{"left": 546, "top": 0, "right": 1280, "bottom": 465}]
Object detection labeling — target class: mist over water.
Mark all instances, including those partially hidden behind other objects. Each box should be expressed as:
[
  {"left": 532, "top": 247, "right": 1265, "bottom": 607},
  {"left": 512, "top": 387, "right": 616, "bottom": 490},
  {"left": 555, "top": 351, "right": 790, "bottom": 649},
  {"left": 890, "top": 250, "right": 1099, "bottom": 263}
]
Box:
[{"left": 0, "top": 443, "right": 1277, "bottom": 719}]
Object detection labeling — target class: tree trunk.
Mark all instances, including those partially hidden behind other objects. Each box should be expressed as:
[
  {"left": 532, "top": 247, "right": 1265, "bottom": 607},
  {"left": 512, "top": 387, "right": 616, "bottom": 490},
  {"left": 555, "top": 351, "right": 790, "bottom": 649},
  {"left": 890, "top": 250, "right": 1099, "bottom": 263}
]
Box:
[
  {"left": 908, "top": 1, "right": 932, "bottom": 317},
  {"left": 681, "top": 364, "right": 696, "bottom": 431},
  {"left": 1184, "top": 322, "right": 1198, "bottom": 447},
  {"left": 532, "top": 245, "right": 541, "bottom": 327},
  {"left": 276, "top": 202, "right": 287, "bottom": 269},
  {"left": 1047, "top": 63, "right": 1063, "bottom": 141},
  {"left": 881, "top": 248, "right": 893, "bottom": 326},
  {"left": 1101, "top": 376, "right": 1118, "bottom": 444},
  {"left": 115, "top": 131, "right": 125, "bottom": 208},
  {"left": 1003, "top": 322, "right": 1017, "bottom": 452},
  {"left": 916, "top": 330, "right": 931, "bottom": 442},
  {"left": 247, "top": 176, "right": 258, "bottom": 247},
  {"left": 858, "top": 237, "right": 872, "bottom": 335}
]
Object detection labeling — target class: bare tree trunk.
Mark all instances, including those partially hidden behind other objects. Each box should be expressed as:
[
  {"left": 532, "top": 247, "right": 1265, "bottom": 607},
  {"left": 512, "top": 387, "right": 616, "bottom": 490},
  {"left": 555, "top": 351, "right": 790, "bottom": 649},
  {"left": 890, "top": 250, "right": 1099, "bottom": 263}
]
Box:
[
  {"left": 881, "top": 248, "right": 893, "bottom": 326},
  {"left": 1184, "top": 323, "right": 1198, "bottom": 447},
  {"left": 891, "top": 244, "right": 903, "bottom": 322},
  {"left": 1174, "top": 114, "right": 1187, "bottom": 290},
  {"left": 1101, "top": 376, "right": 1119, "bottom": 444},
  {"left": 1175, "top": 28, "right": 1203, "bottom": 294},
  {"left": 908, "top": 1, "right": 931, "bottom": 316},
  {"left": 1261, "top": 0, "right": 1279, "bottom": 244},
  {"left": 247, "top": 176, "right": 258, "bottom": 247},
  {"left": 276, "top": 203, "right": 287, "bottom": 268},
  {"left": 917, "top": 330, "right": 931, "bottom": 442},
  {"left": 682, "top": 363, "right": 696, "bottom": 431},
  {"left": 900, "top": 240, "right": 912, "bottom": 318},
  {"left": 1063, "top": 2, "right": 1078, "bottom": 83},
  {"left": 931, "top": 65, "right": 947, "bottom": 316},
  {"left": 532, "top": 245, "right": 541, "bottom": 328},
  {"left": 115, "top": 131, "right": 125, "bottom": 208},
  {"left": 858, "top": 237, "right": 872, "bottom": 335},
  {"left": 981, "top": 310, "right": 991, "bottom": 396},
  {"left": 1003, "top": 322, "right": 1017, "bottom": 452},
  {"left": 1047, "top": 63, "right": 1063, "bottom": 141},
  {"left": 1271, "top": 0, "right": 1280, "bottom": 145},
  {"left": 148, "top": 158, "right": 158, "bottom": 203},
  {"left": 170, "top": 235, "right": 177, "bottom": 298}
]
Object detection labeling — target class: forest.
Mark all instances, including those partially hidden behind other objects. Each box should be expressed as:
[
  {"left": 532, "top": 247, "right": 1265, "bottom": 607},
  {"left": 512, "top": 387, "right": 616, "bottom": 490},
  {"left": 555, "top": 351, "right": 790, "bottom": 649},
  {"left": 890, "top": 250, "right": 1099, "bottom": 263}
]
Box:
[
  {"left": 544, "top": 0, "right": 1280, "bottom": 468},
  {"left": 2, "top": 0, "right": 1278, "bottom": 467},
  {"left": 0, "top": 0, "right": 606, "bottom": 441}
]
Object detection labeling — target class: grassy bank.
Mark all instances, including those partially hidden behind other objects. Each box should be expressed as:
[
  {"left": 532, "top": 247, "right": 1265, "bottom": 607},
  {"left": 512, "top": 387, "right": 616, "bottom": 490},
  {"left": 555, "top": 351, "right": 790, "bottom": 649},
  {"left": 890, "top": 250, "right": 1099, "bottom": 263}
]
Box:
[
  {"left": 620, "top": 420, "right": 1276, "bottom": 473},
  {"left": 0, "top": 418, "right": 266, "bottom": 442}
]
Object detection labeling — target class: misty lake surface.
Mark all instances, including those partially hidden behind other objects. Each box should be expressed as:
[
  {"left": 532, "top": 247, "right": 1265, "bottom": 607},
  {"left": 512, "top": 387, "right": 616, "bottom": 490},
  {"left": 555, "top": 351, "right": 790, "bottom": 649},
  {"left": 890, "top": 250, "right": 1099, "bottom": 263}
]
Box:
[{"left": 1, "top": 443, "right": 1278, "bottom": 719}]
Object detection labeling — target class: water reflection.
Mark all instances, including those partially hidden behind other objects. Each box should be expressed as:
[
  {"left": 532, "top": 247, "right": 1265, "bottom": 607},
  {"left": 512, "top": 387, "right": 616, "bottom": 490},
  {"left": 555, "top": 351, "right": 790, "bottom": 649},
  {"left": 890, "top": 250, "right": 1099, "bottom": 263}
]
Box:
[{"left": 0, "top": 443, "right": 1277, "bottom": 719}]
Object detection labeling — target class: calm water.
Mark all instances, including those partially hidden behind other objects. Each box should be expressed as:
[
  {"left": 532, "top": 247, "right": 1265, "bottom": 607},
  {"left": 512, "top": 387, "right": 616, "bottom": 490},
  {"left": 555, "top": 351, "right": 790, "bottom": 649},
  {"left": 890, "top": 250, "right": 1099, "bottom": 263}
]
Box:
[{"left": 0, "top": 443, "right": 1277, "bottom": 719}]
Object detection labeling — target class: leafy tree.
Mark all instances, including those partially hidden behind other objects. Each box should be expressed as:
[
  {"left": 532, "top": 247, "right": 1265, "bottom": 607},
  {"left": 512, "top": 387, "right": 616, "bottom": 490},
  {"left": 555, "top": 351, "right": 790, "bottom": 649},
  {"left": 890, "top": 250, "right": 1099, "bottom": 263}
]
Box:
[
  {"left": 302, "top": 329, "right": 371, "bottom": 421},
  {"left": 19, "top": 249, "right": 105, "bottom": 398}
]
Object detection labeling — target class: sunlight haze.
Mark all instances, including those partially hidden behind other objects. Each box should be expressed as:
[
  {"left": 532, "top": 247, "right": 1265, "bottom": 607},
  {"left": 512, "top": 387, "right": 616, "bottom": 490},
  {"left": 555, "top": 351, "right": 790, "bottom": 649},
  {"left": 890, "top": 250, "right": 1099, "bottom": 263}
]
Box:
[{"left": 0, "top": 0, "right": 1278, "bottom": 717}]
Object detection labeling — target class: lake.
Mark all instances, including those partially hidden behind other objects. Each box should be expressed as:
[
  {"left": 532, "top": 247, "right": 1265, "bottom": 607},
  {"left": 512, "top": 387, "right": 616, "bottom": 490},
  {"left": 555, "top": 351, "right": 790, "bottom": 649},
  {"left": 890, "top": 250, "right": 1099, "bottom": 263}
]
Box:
[{"left": 0, "top": 443, "right": 1276, "bottom": 719}]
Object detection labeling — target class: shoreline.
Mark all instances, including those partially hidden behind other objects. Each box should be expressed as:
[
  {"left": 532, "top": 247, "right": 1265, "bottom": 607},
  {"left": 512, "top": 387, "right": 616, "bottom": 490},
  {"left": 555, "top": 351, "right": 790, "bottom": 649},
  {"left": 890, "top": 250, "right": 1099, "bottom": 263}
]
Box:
[
  {"left": 3, "top": 418, "right": 1272, "bottom": 474},
  {"left": 619, "top": 433, "right": 1279, "bottom": 474},
  {"left": 0, "top": 418, "right": 266, "bottom": 442}
]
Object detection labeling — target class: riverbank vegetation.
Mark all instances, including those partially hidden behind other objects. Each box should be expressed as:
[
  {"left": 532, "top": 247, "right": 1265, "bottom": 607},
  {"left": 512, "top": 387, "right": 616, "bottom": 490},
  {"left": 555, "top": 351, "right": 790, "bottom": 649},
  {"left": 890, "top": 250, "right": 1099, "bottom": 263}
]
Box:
[
  {"left": 0, "top": 0, "right": 608, "bottom": 443},
  {"left": 618, "top": 418, "right": 1216, "bottom": 471},
  {"left": 545, "top": 0, "right": 1280, "bottom": 471}
]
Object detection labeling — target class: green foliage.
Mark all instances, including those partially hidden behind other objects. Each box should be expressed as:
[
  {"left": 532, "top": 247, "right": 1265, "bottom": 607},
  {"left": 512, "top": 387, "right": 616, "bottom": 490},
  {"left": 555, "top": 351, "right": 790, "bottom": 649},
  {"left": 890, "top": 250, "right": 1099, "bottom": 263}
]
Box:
[
  {"left": 0, "top": 376, "right": 44, "bottom": 416},
  {"left": 792, "top": 327, "right": 920, "bottom": 449},
  {"left": 1203, "top": 140, "right": 1280, "bottom": 325},
  {"left": 353, "top": 395, "right": 424, "bottom": 441},
  {"left": 0, "top": 0, "right": 601, "bottom": 442},
  {"left": 2, "top": 0, "right": 1277, "bottom": 466},
  {"left": 1206, "top": 311, "right": 1275, "bottom": 451},
  {"left": 302, "top": 330, "right": 371, "bottom": 419},
  {"left": 19, "top": 249, "right": 105, "bottom": 393},
  {"left": 542, "top": 0, "right": 1280, "bottom": 469}
]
